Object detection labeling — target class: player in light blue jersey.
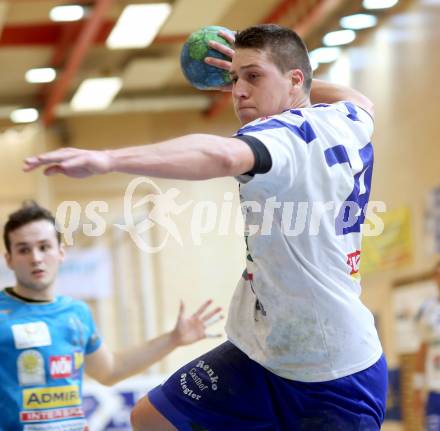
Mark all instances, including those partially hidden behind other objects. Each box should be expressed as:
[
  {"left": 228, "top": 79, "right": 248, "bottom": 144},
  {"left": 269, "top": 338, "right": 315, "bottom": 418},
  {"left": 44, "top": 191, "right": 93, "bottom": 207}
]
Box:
[
  {"left": 24, "top": 24, "right": 387, "bottom": 431},
  {"left": 1, "top": 201, "right": 222, "bottom": 431}
]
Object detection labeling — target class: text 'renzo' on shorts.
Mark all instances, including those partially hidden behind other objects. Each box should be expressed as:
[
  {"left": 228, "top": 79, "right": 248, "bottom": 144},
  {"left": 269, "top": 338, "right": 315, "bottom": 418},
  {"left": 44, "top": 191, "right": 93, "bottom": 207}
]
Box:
[{"left": 148, "top": 341, "right": 388, "bottom": 431}]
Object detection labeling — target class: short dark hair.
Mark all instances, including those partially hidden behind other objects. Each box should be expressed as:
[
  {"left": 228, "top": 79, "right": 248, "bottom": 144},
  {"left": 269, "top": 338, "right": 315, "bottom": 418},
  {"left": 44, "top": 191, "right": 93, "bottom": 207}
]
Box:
[
  {"left": 3, "top": 201, "right": 61, "bottom": 253},
  {"left": 235, "top": 24, "right": 312, "bottom": 93}
]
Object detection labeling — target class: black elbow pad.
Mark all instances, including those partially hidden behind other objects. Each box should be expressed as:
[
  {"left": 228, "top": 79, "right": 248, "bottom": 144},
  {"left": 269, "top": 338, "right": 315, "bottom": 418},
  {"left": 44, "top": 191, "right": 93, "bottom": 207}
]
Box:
[{"left": 234, "top": 135, "right": 272, "bottom": 176}]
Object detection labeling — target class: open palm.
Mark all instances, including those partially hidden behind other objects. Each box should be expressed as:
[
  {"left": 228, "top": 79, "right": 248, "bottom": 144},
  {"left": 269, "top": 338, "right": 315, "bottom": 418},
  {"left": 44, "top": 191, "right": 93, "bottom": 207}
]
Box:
[{"left": 173, "top": 300, "right": 223, "bottom": 346}]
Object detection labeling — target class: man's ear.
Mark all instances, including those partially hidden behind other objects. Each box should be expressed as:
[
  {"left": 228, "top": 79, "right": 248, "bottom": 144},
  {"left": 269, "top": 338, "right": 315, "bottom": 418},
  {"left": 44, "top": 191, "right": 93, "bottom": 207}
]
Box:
[{"left": 290, "top": 69, "right": 305, "bottom": 88}]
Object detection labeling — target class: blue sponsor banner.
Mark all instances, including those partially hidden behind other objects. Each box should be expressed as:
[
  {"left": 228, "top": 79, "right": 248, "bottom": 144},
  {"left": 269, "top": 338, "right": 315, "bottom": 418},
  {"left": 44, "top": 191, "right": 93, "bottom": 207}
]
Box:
[{"left": 83, "top": 375, "right": 164, "bottom": 430}]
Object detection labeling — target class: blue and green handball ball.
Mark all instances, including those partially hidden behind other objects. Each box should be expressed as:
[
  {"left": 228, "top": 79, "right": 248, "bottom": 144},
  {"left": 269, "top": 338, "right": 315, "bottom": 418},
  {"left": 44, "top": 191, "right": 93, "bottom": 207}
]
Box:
[{"left": 180, "top": 25, "right": 234, "bottom": 90}]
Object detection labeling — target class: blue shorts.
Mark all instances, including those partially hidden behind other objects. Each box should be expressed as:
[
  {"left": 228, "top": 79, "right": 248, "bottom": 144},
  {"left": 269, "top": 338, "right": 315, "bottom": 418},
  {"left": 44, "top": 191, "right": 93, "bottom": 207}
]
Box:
[
  {"left": 426, "top": 392, "right": 440, "bottom": 431},
  {"left": 148, "top": 341, "right": 388, "bottom": 431}
]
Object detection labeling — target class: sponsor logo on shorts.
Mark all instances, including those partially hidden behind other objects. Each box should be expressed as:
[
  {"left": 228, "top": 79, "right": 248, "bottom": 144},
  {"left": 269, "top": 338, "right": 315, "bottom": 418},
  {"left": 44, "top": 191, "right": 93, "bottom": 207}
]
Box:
[
  {"left": 17, "top": 350, "right": 46, "bottom": 386},
  {"left": 50, "top": 355, "right": 72, "bottom": 379},
  {"left": 179, "top": 360, "right": 220, "bottom": 401},
  {"left": 20, "top": 407, "right": 85, "bottom": 423},
  {"left": 23, "top": 419, "right": 88, "bottom": 431},
  {"left": 22, "top": 385, "right": 81, "bottom": 409},
  {"left": 188, "top": 368, "right": 209, "bottom": 391},
  {"left": 180, "top": 373, "right": 202, "bottom": 400},
  {"left": 195, "top": 360, "right": 219, "bottom": 391}
]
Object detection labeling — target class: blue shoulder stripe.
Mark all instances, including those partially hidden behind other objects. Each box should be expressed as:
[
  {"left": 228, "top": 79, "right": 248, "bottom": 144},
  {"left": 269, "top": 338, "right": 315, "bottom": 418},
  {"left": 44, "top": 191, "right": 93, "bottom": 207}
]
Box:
[
  {"left": 288, "top": 109, "right": 303, "bottom": 117},
  {"left": 237, "top": 118, "right": 317, "bottom": 144},
  {"left": 325, "top": 145, "right": 352, "bottom": 168},
  {"left": 344, "top": 102, "right": 361, "bottom": 122}
]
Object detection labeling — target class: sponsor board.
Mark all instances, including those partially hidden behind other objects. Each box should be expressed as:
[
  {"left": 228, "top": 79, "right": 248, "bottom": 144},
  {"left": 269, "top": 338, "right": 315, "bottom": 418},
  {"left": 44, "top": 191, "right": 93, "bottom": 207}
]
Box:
[{"left": 82, "top": 376, "right": 163, "bottom": 430}]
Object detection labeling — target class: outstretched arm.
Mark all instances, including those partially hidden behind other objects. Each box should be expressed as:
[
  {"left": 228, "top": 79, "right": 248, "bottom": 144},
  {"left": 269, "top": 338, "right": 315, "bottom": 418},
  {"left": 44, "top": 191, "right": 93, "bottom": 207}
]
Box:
[
  {"left": 23, "top": 133, "right": 255, "bottom": 180},
  {"left": 85, "top": 300, "right": 223, "bottom": 386}
]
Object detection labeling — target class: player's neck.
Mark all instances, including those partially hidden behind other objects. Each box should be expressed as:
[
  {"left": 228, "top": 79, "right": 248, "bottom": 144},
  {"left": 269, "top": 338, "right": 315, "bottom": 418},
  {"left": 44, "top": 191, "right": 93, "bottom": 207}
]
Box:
[
  {"left": 292, "top": 94, "right": 311, "bottom": 109},
  {"left": 12, "top": 283, "right": 55, "bottom": 302}
]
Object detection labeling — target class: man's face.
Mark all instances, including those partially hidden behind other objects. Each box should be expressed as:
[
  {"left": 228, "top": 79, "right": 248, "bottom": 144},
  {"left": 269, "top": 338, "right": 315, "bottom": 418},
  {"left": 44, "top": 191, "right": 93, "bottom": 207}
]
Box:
[
  {"left": 230, "top": 48, "right": 295, "bottom": 125},
  {"left": 5, "top": 220, "right": 64, "bottom": 292}
]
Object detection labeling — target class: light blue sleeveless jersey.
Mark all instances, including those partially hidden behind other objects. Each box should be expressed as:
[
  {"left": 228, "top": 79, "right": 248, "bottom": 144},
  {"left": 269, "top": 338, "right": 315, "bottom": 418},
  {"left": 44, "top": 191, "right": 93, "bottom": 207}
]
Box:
[{"left": 0, "top": 288, "right": 102, "bottom": 431}]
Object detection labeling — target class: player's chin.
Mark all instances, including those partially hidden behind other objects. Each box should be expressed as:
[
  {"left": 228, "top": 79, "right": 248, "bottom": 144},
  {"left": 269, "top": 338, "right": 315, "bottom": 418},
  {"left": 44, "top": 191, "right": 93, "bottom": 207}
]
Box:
[
  {"left": 30, "top": 274, "right": 54, "bottom": 290},
  {"left": 237, "top": 109, "right": 258, "bottom": 125}
]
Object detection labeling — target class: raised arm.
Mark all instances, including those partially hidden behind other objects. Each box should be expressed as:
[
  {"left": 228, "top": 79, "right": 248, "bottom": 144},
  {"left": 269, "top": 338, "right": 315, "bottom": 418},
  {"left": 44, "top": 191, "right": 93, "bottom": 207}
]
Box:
[
  {"left": 23, "top": 134, "right": 255, "bottom": 180},
  {"left": 310, "top": 79, "right": 374, "bottom": 119},
  {"left": 85, "top": 300, "right": 222, "bottom": 386}
]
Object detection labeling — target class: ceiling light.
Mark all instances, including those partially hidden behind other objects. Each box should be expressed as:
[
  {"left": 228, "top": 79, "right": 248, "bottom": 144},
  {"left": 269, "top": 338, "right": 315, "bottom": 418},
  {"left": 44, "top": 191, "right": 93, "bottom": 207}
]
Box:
[
  {"left": 107, "top": 3, "right": 172, "bottom": 49},
  {"left": 309, "top": 47, "right": 341, "bottom": 65},
  {"left": 363, "top": 0, "right": 399, "bottom": 10},
  {"left": 340, "top": 14, "right": 378, "bottom": 30},
  {"left": 323, "top": 30, "right": 356, "bottom": 46},
  {"left": 70, "top": 77, "right": 122, "bottom": 111},
  {"left": 10, "top": 108, "right": 39, "bottom": 123},
  {"left": 49, "top": 5, "right": 87, "bottom": 22},
  {"left": 310, "top": 58, "right": 319, "bottom": 71},
  {"left": 322, "top": 30, "right": 356, "bottom": 46},
  {"left": 25, "top": 68, "right": 57, "bottom": 84}
]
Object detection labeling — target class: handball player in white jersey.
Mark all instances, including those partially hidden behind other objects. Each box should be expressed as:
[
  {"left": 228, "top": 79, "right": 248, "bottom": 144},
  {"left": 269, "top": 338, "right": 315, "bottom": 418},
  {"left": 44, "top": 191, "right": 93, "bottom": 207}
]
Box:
[{"left": 24, "top": 24, "right": 388, "bottom": 431}]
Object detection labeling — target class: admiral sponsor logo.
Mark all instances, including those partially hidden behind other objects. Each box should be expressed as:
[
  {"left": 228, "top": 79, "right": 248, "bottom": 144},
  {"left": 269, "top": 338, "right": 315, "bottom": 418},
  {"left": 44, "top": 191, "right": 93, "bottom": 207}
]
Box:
[
  {"left": 50, "top": 356, "right": 72, "bottom": 378},
  {"left": 23, "top": 385, "right": 80, "bottom": 409},
  {"left": 20, "top": 407, "right": 84, "bottom": 422}
]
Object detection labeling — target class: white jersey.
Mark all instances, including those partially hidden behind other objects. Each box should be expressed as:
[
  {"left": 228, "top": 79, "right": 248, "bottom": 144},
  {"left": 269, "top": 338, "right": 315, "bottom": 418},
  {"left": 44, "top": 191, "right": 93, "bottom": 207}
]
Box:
[
  {"left": 417, "top": 298, "right": 440, "bottom": 392},
  {"left": 226, "top": 101, "right": 383, "bottom": 382}
]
